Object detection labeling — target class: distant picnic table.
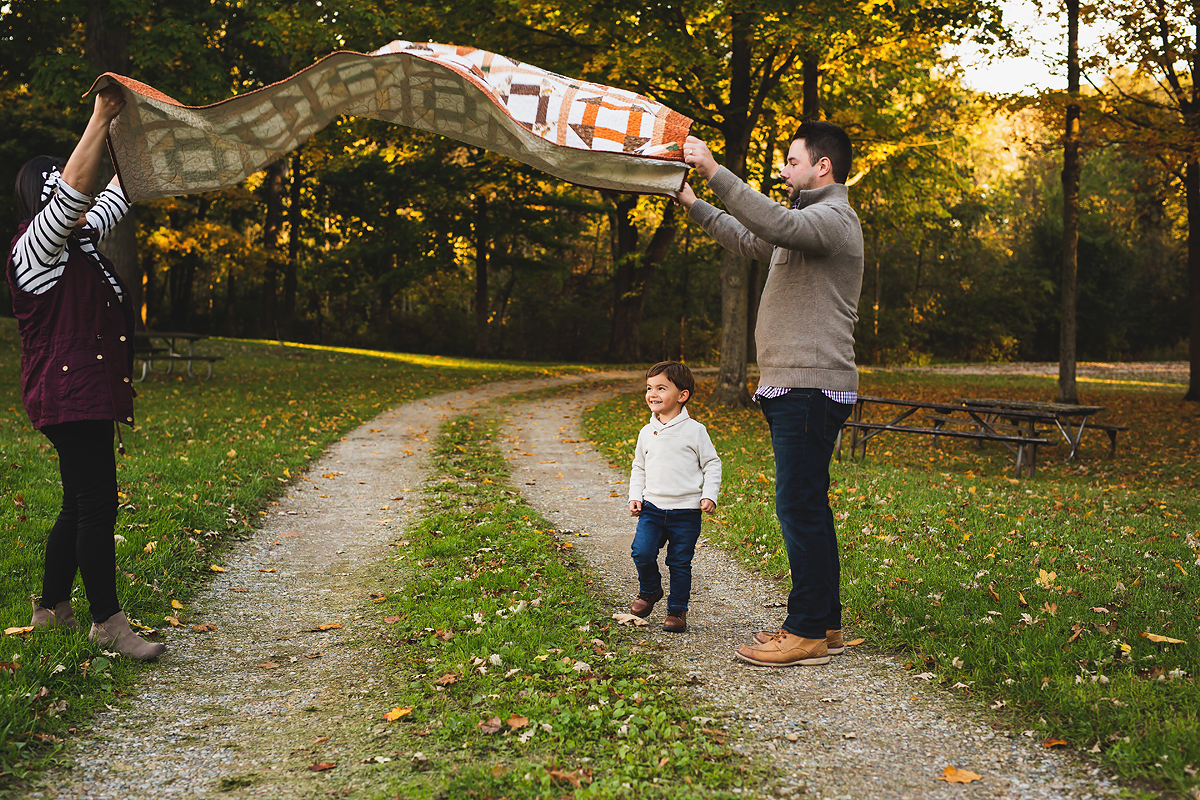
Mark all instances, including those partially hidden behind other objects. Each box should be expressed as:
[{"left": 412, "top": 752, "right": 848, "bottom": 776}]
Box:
[
  {"left": 837, "top": 395, "right": 1127, "bottom": 478},
  {"left": 134, "top": 331, "right": 222, "bottom": 381},
  {"left": 955, "top": 397, "right": 1125, "bottom": 459}
]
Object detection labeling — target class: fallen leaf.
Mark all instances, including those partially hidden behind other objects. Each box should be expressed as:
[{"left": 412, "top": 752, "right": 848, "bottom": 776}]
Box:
[
  {"left": 434, "top": 672, "right": 459, "bottom": 686},
  {"left": 163, "top": 615, "right": 182, "bottom": 627},
  {"left": 171, "top": 599, "right": 184, "bottom": 610},
  {"left": 1043, "top": 738, "right": 1069, "bottom": 749},
  {"left": 936, "top": 766, "right": 982, "bottom": 783},
  {"left": 914, "top": 672, "right": 936, "bottom": 681},
  {"left": 308, "top": 761, "right": 336, "bottom": 772},
  {"left": 193, "top": 623, "right": 217, "bottom": 632},
  {"left": 1091, "top": 607, "right": 1110, "bottom": 613},
  {"left": 1018, "top": 592, "right": 1028, "bottom": 608},
  {"left": 477, "top": 717, "right": 502, "bottom": 734},
  {"left": 491, "top": 764, "right": 509, "bottom": 777},
  {"left": 364, "top": 755, "right": 392, "bottom": 764},
  {"left": 547, "top": 767, "right": 592, "bottom": 788},
  {"left": 611, "top": 612, "right": 649, "bottom": 627},
  {"left": 1042, "top": 601, "right": 1058, "bottom": 617},
  {"left": 383, "top": 707, "right": 412, "bottom": 722},
  {"left": 1140, "top": 632, "right": 1186, "bottom": 644},
  {"left": 304, "top": 652, "right": 323, "bottom": 659},
  {"left": 383, "top": 615, "right": 401, "bottom": 624},
  {"left": 1067, "top": 624, "right": 1084, "bottom": 643},
  {"left": 507, "top": 714, "right": 529, "bottom": 730},
  {"left": 259, "top": 661, "right": 280, "bottom": 669},
  {"left": 310, "top": 623, "right": 343, "bottom": 632},
  {"left": 13, "top": 492, "right": 25, "bottom": 508},
  {"left": 4, "top": 626, "right": 34, "bottom": 636},
  {"left": 785, "top": 733, "right": 799, "bottom": 742},
  {"left": 144, "top": 541, "right": 157, "bottom": 554},
  {"left": 312, "top": 736, "right": 330, "bottom": 744},
  {"left": 209, "top": 565, "right": 226, "bottom": 573},
  {"left": 1036, "top": 569, "right": 1057, "bottom": 588},
  {"left": 259, "top": 568, "right": 277, "bottom": 573},
  {"left": 844, "top": 637, "right": 866, "bottom": 646}
]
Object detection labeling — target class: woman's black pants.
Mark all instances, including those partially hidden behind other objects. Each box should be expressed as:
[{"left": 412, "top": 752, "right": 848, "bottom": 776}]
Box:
[{"left": 39, "top": 420, "right": 121, "bottom": 624}]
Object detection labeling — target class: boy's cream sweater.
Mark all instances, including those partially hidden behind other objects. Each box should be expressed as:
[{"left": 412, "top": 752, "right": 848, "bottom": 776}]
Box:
[{"left": 628, "top": 407, "right": 722, "bottom": 510}]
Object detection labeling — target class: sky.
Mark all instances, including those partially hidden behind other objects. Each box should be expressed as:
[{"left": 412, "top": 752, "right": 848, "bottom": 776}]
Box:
[{"left": 953, "top": 0, "right": 1109, "bottom": 95}]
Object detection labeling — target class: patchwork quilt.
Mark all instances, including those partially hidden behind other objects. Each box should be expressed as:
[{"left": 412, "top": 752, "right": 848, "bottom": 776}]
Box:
[{"left": 89, "top": 41, "right": 692, "bottom": 202}]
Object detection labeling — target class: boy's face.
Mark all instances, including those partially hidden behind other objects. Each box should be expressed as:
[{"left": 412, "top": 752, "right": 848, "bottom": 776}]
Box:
[{"left": 645, "top": 373, "right": 689, "bottom": 421}]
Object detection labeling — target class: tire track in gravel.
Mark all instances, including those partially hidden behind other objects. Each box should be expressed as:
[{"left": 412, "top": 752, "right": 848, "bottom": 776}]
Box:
[
  {"left": 31, "top": 373, "right": 637, "bottom": 800},
  {"left": 503, "top": 381, "right": 1122, "bottom": 800}
]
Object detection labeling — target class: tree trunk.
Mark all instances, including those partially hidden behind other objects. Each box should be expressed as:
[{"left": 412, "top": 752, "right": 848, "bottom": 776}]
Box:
[
  {"left": 609, "top": 201, "right": 676, "bottom": 362},
  {"left": 474, "top": 193, "right": 490, "bottom": 355},
  {"left": 1186, "top": 160, "right": 1200, "bottom": 401},
  {"left": 262, "top": 160, "right": 285, "bottom": 339},
  {"left": 86, "top": 2, "right": 142, "bottom": 323},
  {"left": 1057, "top": 0, "right": 1080, "bottom": 404},
  {"left": 283, "top": 150, "right": 301, "bottom": 325},
  {"left": 803, "top": 57, "right": 820, "bottom": 121},
  {"left": 709, "top": 14, "right": 754, "bottom": 407},
  {"left": 746, "top": 119, "right": 780, "bottom": 365}
]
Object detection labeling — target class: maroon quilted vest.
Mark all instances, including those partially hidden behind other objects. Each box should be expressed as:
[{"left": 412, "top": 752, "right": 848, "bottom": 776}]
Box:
[{"left": 6, "top": 221, "right": 136, "bottom": 430}]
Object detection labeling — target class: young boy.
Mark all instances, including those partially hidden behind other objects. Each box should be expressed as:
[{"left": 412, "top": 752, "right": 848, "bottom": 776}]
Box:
[{"left": 627, "top": 361, "right": 722, "bottom": 633}]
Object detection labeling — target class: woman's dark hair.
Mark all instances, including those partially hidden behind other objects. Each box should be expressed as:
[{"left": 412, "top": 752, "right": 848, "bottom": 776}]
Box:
[
  {"left": 792, "top": 121, "right": 853, "bottom": 184},
  {"left": 15, "top": 156, "right": 67, "bottom": 221}
]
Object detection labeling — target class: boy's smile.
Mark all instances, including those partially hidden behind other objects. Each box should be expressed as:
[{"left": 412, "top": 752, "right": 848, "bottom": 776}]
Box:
[{"left": 645, "top": 375, "right": 689, "bottom": 423}]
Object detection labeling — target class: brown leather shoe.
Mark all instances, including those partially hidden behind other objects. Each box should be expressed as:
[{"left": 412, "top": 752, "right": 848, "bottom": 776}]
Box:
[
  {"left": 753, "top": 628, "right": 845, "bottom": 654},
  {"left": 630, "top": 589, "right": 663, "bottom": 618},
  {"left": 736, "top": 633, "right": 829, "bottom": 667},
  {"left": 662, "top": 611, "right": 687, "bottom": 633}
]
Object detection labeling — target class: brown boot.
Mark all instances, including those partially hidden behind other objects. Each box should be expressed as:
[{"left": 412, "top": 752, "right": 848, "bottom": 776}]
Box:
[
  {"left": 736, "top": 633, "right": 829, "bottom": 667},
  {"left": 30, "top": 598, "right": 77, "bottom": 631},
  {"left": 629, "top": 589, "right": 663, "bottom": 619},
  {"left": 753, "top": 628, "right": 844, "bottom": 654},
  {"left": 89, "top": 611, "right": 166, "bottom": 661},
  {"left": 662, "top": 611, "right": 687, "bottom": 633}
]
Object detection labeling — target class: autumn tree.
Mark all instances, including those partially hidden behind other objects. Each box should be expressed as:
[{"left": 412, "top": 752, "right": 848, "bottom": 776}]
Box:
[{"left": 1092, "top": 2, "right": 1200, "bottom": 400}]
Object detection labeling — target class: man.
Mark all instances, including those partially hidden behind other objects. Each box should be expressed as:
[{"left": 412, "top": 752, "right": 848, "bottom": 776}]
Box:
[{"left": 677, "top": 121, "right": 864, "bottom": 667}]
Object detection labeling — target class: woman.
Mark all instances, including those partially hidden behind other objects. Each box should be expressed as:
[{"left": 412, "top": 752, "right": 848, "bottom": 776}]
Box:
[{"left": 6, "top": 86, "right": 164, "bottom": 660}]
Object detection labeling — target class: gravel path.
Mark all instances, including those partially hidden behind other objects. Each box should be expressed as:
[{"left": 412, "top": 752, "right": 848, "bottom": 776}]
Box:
[
  {"left": 30, "top": 374, "right": 632, "bottom": 800},
  {"left": 29, "top": 371, "right": 1126, "bottom": 799},
  {"left": 504, "top": 381, "right": 1122, "bottom": 800}
]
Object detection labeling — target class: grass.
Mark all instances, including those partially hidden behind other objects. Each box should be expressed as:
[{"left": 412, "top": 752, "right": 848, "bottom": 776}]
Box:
[
  {"left": 0, "top": 315, "right": 585, "bottom": 782},
  {"left": 584, "top": 370, "right": 1200, "bottom": 795},
  {"left": 365, "top": 411, "right": 756, "bottom": 798}
]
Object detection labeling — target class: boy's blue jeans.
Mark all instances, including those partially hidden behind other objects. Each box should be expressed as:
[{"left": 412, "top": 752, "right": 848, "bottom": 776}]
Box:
[
  {"left": 759, "top": 389, "right": 853, "bottom": 639},
  {"left": 630, "top": 501, "right": 701, "bottom": 614}
]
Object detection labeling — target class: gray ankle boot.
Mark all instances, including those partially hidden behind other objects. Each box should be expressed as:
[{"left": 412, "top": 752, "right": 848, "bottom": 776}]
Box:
[
  {"left": 30, "top": 598, "right": 77, "bottom": 630},
  {"left": 89, "top": 611, "right": 167, "bottom": 661}
]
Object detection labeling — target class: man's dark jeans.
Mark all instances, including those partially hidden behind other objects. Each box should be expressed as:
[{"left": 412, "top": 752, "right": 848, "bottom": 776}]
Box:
[
  {"left": 630, "top": 501, "right": 702, "bottom": 614},
  {"left": 759, "top": 390, "right": 853, "bottom": 639}
]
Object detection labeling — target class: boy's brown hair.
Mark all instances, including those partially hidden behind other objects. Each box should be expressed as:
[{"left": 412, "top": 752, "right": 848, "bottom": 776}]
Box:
[{"left": 646, "top": 361, "right": 695, "bottom": 404}]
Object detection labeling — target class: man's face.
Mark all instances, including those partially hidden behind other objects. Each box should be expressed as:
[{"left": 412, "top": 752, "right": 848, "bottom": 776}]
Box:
[{"left": 779, "top": 139, "right": 826, "bottom": 201}]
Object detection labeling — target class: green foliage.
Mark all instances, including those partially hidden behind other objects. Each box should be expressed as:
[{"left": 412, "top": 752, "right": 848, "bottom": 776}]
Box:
[{"left": 585, "top": 373, "right": 1200, "bottom": 793}]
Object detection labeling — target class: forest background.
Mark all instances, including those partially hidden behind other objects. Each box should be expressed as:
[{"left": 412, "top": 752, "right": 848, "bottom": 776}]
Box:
[{"left": 0, "top": 0, "right": 1192, "bottom": 384}]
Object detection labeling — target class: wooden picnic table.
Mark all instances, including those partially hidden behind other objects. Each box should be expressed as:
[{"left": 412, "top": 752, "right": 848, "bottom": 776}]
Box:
[
  {"left": 134, "top": 331, "right": 222, "bottom": 380},
  {"left": 839, "top": 395, "right": 1052, "bottom": 478},
  {"left": 954, "top": 398, "right": 1117, "bottom": 459}
]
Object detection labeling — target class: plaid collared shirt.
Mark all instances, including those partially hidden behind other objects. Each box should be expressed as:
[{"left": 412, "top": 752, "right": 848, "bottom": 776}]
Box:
[{"left": 753, "top": 386, "right": 857, "bottom": 406}]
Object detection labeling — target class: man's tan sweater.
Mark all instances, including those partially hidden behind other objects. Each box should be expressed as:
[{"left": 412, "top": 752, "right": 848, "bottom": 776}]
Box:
[{"left": 689, "top": 167, "right": 864, "bottom": 392}]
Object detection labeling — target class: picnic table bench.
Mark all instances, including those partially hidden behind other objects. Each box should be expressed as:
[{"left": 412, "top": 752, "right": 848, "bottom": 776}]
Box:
[
  {"left": 134, "top": 332, "right": 222, "bottom": 381},
  {"left": 955, "top": 398, "right": 1124, "bottom": 458},
  {"left": 837, "top": 395, "right": 1052, "bottom": 478}
]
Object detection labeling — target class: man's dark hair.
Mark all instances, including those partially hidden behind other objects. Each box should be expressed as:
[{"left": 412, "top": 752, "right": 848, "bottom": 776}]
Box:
[
  {"left": 15, "top": 156, "right": 67, "bottom": 222},
  {"left": 646, "top": 361, "right": 695, "bottom": 404},
  {"left": 792, "top": 121, "right": 852, "bottom": 184}
]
